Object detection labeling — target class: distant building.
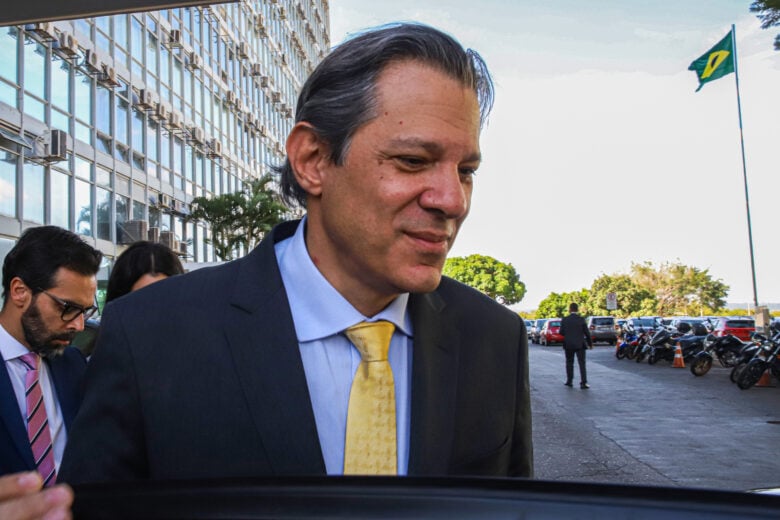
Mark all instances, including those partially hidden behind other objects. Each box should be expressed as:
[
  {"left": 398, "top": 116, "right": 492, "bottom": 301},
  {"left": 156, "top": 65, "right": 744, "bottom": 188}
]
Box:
[{"left": 0, "top": 1, "right": 329, "bottom": 298}]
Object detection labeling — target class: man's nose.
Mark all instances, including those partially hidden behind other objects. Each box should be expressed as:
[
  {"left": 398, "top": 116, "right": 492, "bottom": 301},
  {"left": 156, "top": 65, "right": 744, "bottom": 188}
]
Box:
[
  {"left": 66, "top": 313, "right": 86, "bottom": 332},
  {"left": 419, "top": 166, "right": 471, "bottom": 218}
]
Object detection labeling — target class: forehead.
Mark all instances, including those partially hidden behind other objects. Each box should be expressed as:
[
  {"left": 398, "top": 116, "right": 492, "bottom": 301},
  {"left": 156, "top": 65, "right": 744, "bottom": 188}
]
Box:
[
  {"left": 360, "top": 60, "right": 482, "bottom": 158},
  {"left": 48, "top": 267, "right": 97, "bottom": 304}
]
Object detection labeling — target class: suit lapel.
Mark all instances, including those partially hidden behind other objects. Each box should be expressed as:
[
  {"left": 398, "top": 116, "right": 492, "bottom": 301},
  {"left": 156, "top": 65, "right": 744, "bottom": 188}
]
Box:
[
  {"left": 407, "top": 290, "right": 459, "bottom": 475},
  {"left": 223, "top": 221, "right": 325, "bottom": 475},
  {"left": 0, "top": 360, "right": 35, "bottom": 469},
  {"left": 47, "top": 349, "right": 85, "bottom": 430}
]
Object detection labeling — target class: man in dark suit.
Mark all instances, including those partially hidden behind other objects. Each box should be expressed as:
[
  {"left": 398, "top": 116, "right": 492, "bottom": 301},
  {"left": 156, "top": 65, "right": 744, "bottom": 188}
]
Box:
[
  {"left": 559, "top": 303, "right": 593, "bottom": 389},
  {"left": 0, "top": 226, "right": 101, "bottom": 489},
  {"left": 60, "top": 23, "right": 532, "bottom": 483}
]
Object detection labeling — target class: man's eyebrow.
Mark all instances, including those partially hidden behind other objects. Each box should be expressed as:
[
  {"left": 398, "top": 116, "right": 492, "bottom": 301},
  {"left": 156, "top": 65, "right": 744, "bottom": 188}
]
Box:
[{"left": 386, "top": 137, "right": 481, "bottom": 162}]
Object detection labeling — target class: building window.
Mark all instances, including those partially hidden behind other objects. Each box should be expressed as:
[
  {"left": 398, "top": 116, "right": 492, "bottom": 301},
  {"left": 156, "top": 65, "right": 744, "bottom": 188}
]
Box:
[
  {"left": 0, "top": 150, "right": 17, "bottom": 217},
  {"left": 49, "top": 167, "right": 70, "bottom": 229},
  {"left": 22, "top": 162, "right": 44, "bottom": 223}
]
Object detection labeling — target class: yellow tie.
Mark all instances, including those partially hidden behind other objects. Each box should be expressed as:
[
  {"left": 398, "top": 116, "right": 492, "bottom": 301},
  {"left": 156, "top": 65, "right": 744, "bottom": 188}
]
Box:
[{"left": 343, "top": 320, "right": 397, "bottom": 475}]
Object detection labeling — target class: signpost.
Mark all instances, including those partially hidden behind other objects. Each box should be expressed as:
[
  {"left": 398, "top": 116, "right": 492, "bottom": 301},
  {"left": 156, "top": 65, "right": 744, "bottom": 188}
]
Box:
[{"left": 606, "top": 292, "right": 617, "bottom": 311}]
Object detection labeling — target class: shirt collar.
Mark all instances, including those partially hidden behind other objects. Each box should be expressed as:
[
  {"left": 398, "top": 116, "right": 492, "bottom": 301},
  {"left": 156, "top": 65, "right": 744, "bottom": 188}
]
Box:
[
  {"left": 0, "top": 323, "right": 31, "bottom": 362},
  {"left": 275, "top": 217, "right": 412, "bottom": 342}
]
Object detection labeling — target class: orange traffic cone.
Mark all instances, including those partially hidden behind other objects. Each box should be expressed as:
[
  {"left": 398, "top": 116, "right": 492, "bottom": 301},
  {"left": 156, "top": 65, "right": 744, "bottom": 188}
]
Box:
[
  {"left": 755, "top": 369, "right": 775, "bottom": 388},
  {"left": 672, "top": 343, "right": 685, "bottom": 368}
]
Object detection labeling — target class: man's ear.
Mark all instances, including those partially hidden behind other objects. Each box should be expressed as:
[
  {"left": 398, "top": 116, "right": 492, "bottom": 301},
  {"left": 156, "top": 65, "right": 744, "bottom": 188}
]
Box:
[
  {"left": 286, "top": 122, "right": 330, "bottom": 197},
  {"left": 6, "top": 277, "right": 31, "bottom": 310}
]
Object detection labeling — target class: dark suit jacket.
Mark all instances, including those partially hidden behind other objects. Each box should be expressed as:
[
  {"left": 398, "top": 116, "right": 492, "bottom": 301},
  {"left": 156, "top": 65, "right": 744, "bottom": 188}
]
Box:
[
  {"left": 560, "top": 313, "right": 592, "bottom": 351},
  {"left": 0, "top": 347, "right": 86, "bottom": 476},
  {"left": 60, "top": 220, "right": 532, "bottom": 483}
]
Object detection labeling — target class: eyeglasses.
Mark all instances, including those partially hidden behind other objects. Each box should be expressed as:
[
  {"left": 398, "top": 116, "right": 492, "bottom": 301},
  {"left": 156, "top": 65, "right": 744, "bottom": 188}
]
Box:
[{"left": 36, "top": 288, "right": 99, "bottom": 322}]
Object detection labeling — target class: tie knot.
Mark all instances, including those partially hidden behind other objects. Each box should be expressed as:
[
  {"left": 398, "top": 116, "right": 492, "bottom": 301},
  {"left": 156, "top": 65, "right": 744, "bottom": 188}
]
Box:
[
  {"left": 345, "top": 321, "right": 395, "bottom": 362},
  {"left": 19, "top": 352, "right": 39, "bottom": 372}
]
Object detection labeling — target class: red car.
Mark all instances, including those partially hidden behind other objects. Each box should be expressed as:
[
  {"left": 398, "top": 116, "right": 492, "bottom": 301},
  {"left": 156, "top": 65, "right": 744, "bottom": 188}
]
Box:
[
  {"left": 539, "top": 319, "right": 563, "bottom": 346},
  {"left": 711, "top": 317, "right": 755, "bottom": 342}
]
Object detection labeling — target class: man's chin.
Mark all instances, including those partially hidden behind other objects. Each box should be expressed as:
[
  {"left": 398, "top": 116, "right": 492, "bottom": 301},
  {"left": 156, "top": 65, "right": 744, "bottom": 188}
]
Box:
[{"left": 32, "top": 343, "right": 68, "bottom": 359}]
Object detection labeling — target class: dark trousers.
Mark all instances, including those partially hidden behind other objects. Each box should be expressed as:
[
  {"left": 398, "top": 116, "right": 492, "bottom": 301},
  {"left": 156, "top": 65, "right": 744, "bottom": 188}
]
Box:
[{"left": 565, "top": 348, "right": 587, "bottom": 383}]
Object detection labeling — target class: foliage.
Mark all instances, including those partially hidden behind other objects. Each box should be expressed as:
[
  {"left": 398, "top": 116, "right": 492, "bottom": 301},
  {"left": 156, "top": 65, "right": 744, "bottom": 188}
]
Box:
[
  {"left": 537, "top": 289, "right": 589, "bottom": 318},
  {"left": 535, "top": 261, "right": 729, "bottom": 317},
  {"left": 586, "top": 274, "right": 656, "bottom": 318},
  {"left": 630, "top": 261, "right": 728, "bottom": 316},
  {"left": 750, "top": 0, "right": 780, "bottom": 50},
  {"left": 188, "top": 175, "right": 288, "bottom": 261},
  {"left": 443, "top": 254, "right": 526, "bottom": 305}
]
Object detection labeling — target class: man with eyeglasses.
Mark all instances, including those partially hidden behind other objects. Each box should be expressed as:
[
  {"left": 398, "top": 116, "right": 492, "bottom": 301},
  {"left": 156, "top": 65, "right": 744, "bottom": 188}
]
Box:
[{"left": 0, "top": 225, "right": 101, "bottom": 513}]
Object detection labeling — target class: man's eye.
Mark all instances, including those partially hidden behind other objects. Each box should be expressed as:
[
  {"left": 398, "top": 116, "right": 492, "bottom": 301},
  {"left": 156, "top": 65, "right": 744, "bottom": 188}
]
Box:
[
  {"left": 395, "top": 156, "right": 427, "bottom": 169},
  {"left": 459, "top": 166, "right": 478, "bottom": 176}
]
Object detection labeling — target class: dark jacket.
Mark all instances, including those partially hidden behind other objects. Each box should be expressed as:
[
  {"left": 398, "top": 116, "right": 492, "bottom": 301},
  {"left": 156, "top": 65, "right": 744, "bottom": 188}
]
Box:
[
  {"left": 0, "top": 348, "right": 86, "bottom": 476},
  {"left": 560, "top": 313, "right": 593, "bottom": 351},
  {"left": 60, "top": 220, "right": 533, "bottom": 482}
]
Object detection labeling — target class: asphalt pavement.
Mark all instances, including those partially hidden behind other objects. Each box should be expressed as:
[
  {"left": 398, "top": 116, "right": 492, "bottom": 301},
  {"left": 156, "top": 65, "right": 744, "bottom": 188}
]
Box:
[{"left": 529, "top": 342, "right": 780, "bottom": 491}]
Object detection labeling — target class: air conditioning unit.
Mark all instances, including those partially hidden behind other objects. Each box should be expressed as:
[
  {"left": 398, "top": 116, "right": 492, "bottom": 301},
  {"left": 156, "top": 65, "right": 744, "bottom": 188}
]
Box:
[
  {"left": 271, "top": 91, "right": 281, "bottom": 104},
  {"left": 45, "top": 130, "right": 68, "bottom": 162},
  {"left": 99, "top": 65, "right": 121, "bottom": 88},
  {"left": 157, "top": 193, "right": 171, "bottom": 208},
  {"left": 57, "top": 32, "right": 80, "bottom": 58},
  {"left": 260, "top": 76, "right": 271, "bottom": 88},
  {"left": 118, "top": 220, "right": 149, "bottom": 245},
  {"left": 178, "top": 241, "right": 188, "bottom": 255},
  {"left": 259, "top": 125, "right": 268, "bottom": 137},
  {"left": 278, "top": 6, "right": 287, "bottom": 20},
  {"left": 190, "top": 126, "right": 205, "bottom": 144},
  {"left": 234, "top": 97, "right": 243, "bottom": 112},
  {"left": 154, "top": 103, "right": 169, "bottom": 122},
  {"left": 159, "top": 230, "right": 176, "bottom": 249},
  {"left": 84, "top": 49, "right": 101, "bottom": 73},
  {"left": 254, "top": 14, "right": 266, "bottom": 31},
  {"left": 245, "top": 113, "right": 256, "bottom": 128},
  {"left": 238, "top": 42, "right": 250, "bottom": 59},
  {"left": 225, "top": 91, "right": 237, "bottom": 106},
  {"left": 187, "top": 52, "right": 202, "bottom": 70},
  {"left": 136, "top": 88, "right": 155, "bottom": 110},
  {"left": 250, "top": 63, "right": 263, "bottom": 76},
  {"left": 168, "top": 29, "right": 182, "bottom": 48},
  {"left": 26, "top": 22, "right": 56, "bottom": 41},
  {"left": 207, "top": 138, "right": 222, "bottom": 158},
  {"left": 172, "top": 199, "right": 189, "bottom": 215},
  {"left": 167, "top": 111, "right": 183, "bottom": 129},
  {"left": 147, "top": 226, "right": 160, "bottom": 243},
  {"left": 280, "top": 53, "right": 288, "bottom": 66}
]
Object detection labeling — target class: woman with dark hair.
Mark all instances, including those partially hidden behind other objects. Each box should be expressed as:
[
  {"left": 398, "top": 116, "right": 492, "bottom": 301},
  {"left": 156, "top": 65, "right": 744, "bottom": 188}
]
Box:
[{"left": 105, "top": 241, "right": 184, "bottom": 303}]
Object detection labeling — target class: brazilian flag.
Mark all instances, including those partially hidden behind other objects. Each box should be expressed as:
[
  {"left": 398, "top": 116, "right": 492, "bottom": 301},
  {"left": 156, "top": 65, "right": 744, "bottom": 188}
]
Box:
[{"left": 688, "top": 31, "right": 735, "bottom": 92}]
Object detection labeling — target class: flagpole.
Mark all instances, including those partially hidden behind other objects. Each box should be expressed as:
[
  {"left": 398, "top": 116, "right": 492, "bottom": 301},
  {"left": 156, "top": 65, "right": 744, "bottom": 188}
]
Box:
[{"left": 730, "top": 23, "right": 759, "bottom": 310}]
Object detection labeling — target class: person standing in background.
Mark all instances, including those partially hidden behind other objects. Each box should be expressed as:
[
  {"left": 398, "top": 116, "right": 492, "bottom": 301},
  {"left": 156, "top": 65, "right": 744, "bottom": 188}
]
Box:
[{"left": 560, "top": 302, "right": 592, "bottom": 389}]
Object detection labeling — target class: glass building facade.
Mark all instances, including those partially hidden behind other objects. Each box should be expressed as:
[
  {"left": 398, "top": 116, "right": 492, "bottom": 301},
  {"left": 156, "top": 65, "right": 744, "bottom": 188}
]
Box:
[{"left": 0, "top": 0, "right": 330, "bottom": 303}]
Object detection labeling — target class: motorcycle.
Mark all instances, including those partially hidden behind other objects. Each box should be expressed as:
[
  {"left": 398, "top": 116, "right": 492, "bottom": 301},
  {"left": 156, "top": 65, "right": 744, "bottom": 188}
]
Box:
[
  {"left": 729, "top": 332, "right": 775, "bottom": 383},
  {"left": 632, "top": 330, "right": 654, "bottom": 362},
  {"left": 644, "top": 325, "right": 708, "bottom": 365},
  {"left": 689, "top": 334, "right": 747, "bottom": 376},
  {"left": 615, "top": 331, "right": 638, "bottom": 360},
  {"left": 735, "top": 333, "right": 780, "bottom": 390}
]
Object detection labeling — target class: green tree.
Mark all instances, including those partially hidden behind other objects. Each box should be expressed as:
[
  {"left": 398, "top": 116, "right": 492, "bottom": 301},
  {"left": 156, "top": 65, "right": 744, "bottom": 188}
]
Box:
[
  {"left": 537, "top": 289, "right": 589, "bottom": 318},
  {"left": 443, "top": 254, "right": 526, "bottom": 305},
  {"left": 751, "top": 0, "right": 780, "bottom": 50},
  {"left": 629, "top": 261, "right": 728, "bottom": 316},
  {"left": 586, "top": 273, "right": 656, "bottom": 318},
  {"left": 188, "top": 175, "right": 288, "bottom": 261}
]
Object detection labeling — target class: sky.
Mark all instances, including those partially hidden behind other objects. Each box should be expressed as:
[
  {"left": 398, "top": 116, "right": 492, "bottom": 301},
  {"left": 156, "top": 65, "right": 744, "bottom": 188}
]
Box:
[{"left": 329, "top": 1, "right": 780, "bottom": 310}]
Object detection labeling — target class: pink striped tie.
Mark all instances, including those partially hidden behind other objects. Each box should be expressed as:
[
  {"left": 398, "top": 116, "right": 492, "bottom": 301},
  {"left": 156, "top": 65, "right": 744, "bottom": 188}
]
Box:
[{"left": 19, "top": 353, "right": 57, "bottom": 487}]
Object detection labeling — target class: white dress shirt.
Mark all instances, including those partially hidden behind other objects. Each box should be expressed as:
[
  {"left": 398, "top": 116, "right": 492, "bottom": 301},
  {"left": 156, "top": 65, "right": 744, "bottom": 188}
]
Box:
[
  {"left": 275, "top": 218, "right": 414, "bottom": 475},
  {"left": 0, "top": 323, "right": 67, "bottom": 472}
]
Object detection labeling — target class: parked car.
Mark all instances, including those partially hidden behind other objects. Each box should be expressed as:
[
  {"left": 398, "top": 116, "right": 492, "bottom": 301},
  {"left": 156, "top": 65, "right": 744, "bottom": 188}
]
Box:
[
  {"left": 587, "top": 316, "right": 617, "bottom": 345},
  {"left": 669, "top": 317, "right": 710, "bottom": 335},
  {"left": 539, "top": 319, "right": 563, "bottom": 346},
  {"left": 530, "top": 318, "right": 547, "bottom": 344},
  {"left": 524, "top": 319, "right": 534, "bottom": 339},
  {"left": 710, "top": 317, "right": 755, "bottom": 342},
  {"left": 623, "top": 317, "right": 659, "bottom": 334}
]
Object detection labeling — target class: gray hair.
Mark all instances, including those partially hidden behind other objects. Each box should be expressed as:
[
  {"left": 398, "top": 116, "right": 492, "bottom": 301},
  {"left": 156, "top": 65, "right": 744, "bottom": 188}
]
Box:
[{"left": 276, "top": 22, "right": 494, "bottom": 208}]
